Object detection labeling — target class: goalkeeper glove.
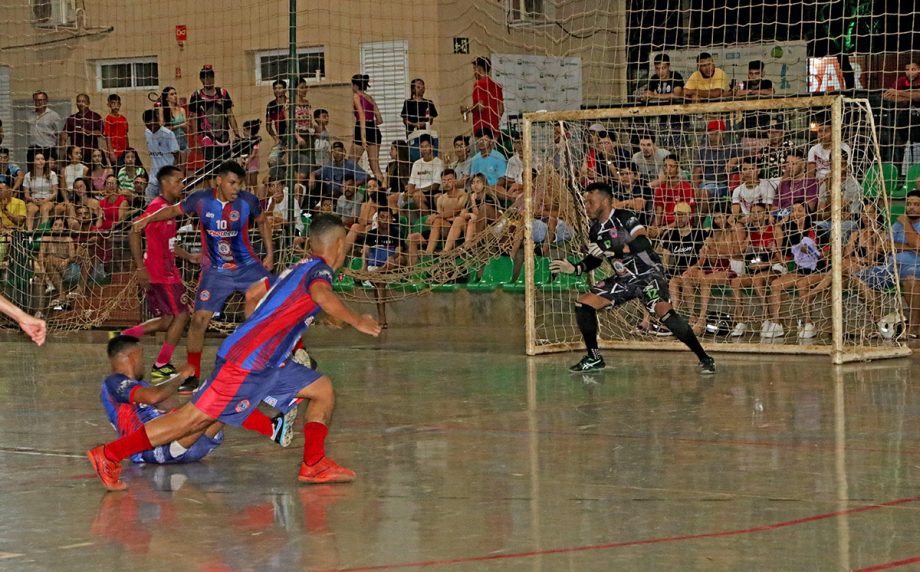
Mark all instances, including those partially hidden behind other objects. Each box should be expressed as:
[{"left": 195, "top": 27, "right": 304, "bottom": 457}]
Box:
[{"left": 549, "top": 259, "right": 576, "bottom": 275}]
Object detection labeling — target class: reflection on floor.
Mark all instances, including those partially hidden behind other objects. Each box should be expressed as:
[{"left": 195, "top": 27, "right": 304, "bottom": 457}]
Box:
[{"left": 0, "top": 327, "right": 918, "bottom": 571}]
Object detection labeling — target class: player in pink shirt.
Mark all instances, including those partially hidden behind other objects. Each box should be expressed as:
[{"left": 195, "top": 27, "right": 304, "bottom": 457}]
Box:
[{"left": 118, "top": 166, "right": 199, "bottom": 387}]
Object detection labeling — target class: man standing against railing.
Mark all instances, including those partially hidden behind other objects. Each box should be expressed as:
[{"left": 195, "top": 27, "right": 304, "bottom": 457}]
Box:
[{"left": 684, "top": 53, "right": 729, "bottom": 102}]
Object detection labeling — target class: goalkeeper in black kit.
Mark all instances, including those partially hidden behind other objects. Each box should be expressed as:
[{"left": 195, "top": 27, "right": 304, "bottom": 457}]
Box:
[{"left": 550, "top": 182, "right": 716, "bottom": 374}]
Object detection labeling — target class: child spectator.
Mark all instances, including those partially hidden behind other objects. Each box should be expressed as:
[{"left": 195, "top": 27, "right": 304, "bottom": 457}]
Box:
[
  {"left": 62, "top": 146, "right": 88, "bottom": 193},
  {"left": 104, "top": 94, "right": 130, "bottom": 166},
  {"left": 116, "top": 148, "right": 146, "bottom": 192}
]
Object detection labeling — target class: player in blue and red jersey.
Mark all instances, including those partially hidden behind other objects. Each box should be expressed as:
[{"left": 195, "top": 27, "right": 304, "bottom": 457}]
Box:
[
  {"left": 101, "top": 335, "right": 298, "bottom": 466},
  {"left": 87, "top": 214, "right": 381, "bottom": 491},
  {"left": 132, "top": 161, "right": 274, "bottom": 392}
]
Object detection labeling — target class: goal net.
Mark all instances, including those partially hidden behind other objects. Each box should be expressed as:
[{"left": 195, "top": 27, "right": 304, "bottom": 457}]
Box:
[{"left": 522, "top": 96, "right": 911, "bottom": 363}]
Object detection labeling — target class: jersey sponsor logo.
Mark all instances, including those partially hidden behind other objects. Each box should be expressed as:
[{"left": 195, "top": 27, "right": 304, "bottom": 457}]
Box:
[
  {"left": 229, "top": 210, "right": 240, "bottom": 222},
  {"left": 234, "top": 399, "right": 250, "bottom": 413},
  {"left": 200, "top": 289, "right": 211, "bottom": 301},
  {"left": 205, "top": 212, "right": 215, "bottom": 218},
  {"left": 206, "top": 229, "right": 239, "bottom": 238},
  {"left": 217, "top": 242, "right": 232, "bottom": 256}
]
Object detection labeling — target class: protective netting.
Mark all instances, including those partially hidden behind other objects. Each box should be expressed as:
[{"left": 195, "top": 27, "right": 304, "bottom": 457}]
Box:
[
  {"left": 524, "top": 97, "right": 911, "bottom": 362},
  {"left": 1, "top": 1, "right": 919, "bottom": 339}
]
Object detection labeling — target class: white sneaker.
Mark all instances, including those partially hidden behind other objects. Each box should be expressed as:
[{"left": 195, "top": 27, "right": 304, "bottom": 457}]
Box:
[
  {"left": 760, "top": 320, "right": 771, "bottom": 336},
  {"left": 798, "top": 322, "right": 816, "bottom": 339},
  {"left": 771, "top": 323, "right": 785, "bottom": 338},
  {"left": 731, "top": 322, "right": 748, "bottom": 337}
]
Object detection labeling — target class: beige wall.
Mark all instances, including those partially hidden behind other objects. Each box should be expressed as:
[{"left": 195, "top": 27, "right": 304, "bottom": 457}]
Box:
[{"left": 0, "top": 0, "right": 625, "bottom": 168}]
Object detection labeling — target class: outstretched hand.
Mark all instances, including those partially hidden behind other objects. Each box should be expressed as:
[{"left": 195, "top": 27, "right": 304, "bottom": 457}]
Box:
[
  {"left": 549, "top": 259, "right": 575, "bottom": 275},
  {"left": 355, "top": 314, "right": 382, "bottom": 336},
  {"left": 19, "top": 314, "right": 46, "bottom": 346}
]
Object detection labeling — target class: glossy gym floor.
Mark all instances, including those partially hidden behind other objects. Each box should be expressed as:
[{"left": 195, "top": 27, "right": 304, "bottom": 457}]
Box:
[{"left": 1, "top": 325, "right": 918, "bottom": 571}]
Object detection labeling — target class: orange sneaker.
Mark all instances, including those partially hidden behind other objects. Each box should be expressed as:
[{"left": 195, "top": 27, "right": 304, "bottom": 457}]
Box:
[
  {"left": 86, "top": 445, "right": 127, "bottom": 491},
  {"left": 297, "top": 457, "right": 356, "bottom": 484}
]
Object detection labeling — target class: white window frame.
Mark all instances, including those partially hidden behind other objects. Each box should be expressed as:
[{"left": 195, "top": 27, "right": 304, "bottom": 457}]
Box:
[
  {"left": 95, "top": 57, "right": 159, "bottom": 92},
  {"left": 254, "top": 47, "right": 326, "bottom": 86},
  {"left": 506, "top": 0, "right": 554, "bottom": 27}
]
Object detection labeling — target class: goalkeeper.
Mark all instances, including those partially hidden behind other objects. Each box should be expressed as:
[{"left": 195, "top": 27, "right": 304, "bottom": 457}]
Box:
[{"left": 550, "top": 182, "right": 716, "bottom": 374}]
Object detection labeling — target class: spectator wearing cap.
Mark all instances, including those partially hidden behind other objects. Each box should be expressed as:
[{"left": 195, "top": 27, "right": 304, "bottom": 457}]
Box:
[
  {"left": 881, "top": 60, "right": 920, "bottom": 169},
  {"left": 632, "top": 132, "right": 671, "bottom": 188},
  {"left": 308, "top": 141, "right": 369, "bottom": 202},
  {"left": 684, "top": 52, "right": 729, "bottom": 102},
  {"left": 27, "top": 91, "right": 63, "bottom": 168},
  {"left": 733, "top": 61, "right": 776, "bottom": 150},
  {"left": 60, "top": 93, "right": 106, "bottom": 165},
  {"left": 654, "top": 154, "right": 696, "bottom": 226},
  {"left": 462, "top": 57, "right": 504, "bottom": 139},
  {"left": 188, "top": 65, "right": 239, "bottom": 166},
  {"left": 692, "top": 119, "right": 739, "bottom": 204}
]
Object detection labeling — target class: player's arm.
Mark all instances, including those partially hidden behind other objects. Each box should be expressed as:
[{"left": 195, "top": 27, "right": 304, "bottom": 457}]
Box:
[
  {"left": 131, "top": 365, "right": 195, "bottom": 406},
  {"left": 309, "top": 280, "right": 381, "bottom": 336},
  {"left": 243, "top": 277, "right": 272, "bottom": 318},
  {"left": 128, "top": 228, "right": 149, "bottom": 286},
  {"left": 0, "top": 293, "right": 45, "bottom": 345},
  {"left": 256, "top": 212, "right": 274, "bottom": 270},
  {"left": 174, "top": 243, "right": 200, "bottom": 264},
  {"left": 132, "top": 203, "right": 183, "bottom": 233}
]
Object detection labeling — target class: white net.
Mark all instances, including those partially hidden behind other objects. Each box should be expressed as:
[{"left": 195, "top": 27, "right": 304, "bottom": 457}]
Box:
[
  {"left": 0, "top": 1, "right": 917, "bottom": 343},
  {"left": 523, "top": 96, "right": 911, "bottom": 363}
]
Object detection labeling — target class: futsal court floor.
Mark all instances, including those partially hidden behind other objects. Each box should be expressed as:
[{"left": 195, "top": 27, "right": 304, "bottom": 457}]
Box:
[{"left": 1, "top": 325, "right": 919, "bottom": 571}]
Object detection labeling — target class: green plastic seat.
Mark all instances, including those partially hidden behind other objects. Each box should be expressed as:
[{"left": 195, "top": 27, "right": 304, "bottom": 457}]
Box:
[
  {"left": 541, "top": 270, "right": 589, "bottom": 293},
  {"left": 466, "top": 256, "right": 514, "bottom": 292},
  {"left": 503, "top": 256, "right": 551, "bottom": 293},
  {"left": 864, "top": 163, "right": 900, "bottom": 199},
  {"left": 895, "top": 163, "right": 920, "bottom": 199},
  {"left": 890, "top": 202, "right": 906, "bottom": 219},
  {"left": 332, "top": 270, "right": 355, "bottom": 292}
]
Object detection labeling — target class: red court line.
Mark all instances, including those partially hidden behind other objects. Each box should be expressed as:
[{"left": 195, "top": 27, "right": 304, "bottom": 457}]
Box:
[
  {"left": 854, "top": 556, "right": 920, "bottom": 572},
  {"left": 320, "top": 496, "right": 920, "bottom": 572}
]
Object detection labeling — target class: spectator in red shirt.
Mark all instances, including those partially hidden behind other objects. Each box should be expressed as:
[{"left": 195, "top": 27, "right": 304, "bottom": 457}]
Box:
[
  {"left": 882, "top": 60, "right": 920, "bottom": 169},
  {"left": 104, "top": 94, "right": 130, "bottom": 166},
  {"left": 60, "top": 93, "right": 106, "bottom": 163},
  {"left": 461, "top": 57, "right": 504, "bottom": 139},
  {"left": 654, "top": 154, "right": 696, "bottom": 227}
]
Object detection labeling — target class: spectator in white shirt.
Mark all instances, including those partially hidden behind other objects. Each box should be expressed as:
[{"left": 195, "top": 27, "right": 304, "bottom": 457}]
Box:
[
  {"left": 143, "top": 109, "right": 179, "bottom": 202},
  {"left": 404, "top": 134, "right": 444, "bottom": 212},
  {"left": 731, "top": 156, "right": 776, "bottom": 221}
]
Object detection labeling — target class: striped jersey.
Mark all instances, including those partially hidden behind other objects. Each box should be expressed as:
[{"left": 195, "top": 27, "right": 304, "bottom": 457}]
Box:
[
  {"left": 217, "top": 257, "right": 334, "bottom": 370},
  {"left": 180, "top": 188, "right": 262, "bottom": 271}
]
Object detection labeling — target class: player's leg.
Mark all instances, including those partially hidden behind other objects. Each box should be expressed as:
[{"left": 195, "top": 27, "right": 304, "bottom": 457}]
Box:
[
  {"left": 644, "top": 274, "right": 716, "bottom": 373},
  {"left": 569, "top": 290, "right": 614, "bottom": 372},
  {"left": 293, "top": 373, "right": 356, "bottom": 484},
  {"left": 185, "top": 309, "right": 212, "bottom": 382},
  {"left": 87, "top": 402, "right": 218, "bottom": 490}
]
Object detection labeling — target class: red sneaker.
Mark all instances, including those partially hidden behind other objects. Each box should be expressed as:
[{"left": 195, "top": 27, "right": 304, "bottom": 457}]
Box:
[
  {"left": 86, "top": 445, "right": 127, "bottom": 491},
  {"left": 297, "top": 457, "right": 356, "bottom": 484}
]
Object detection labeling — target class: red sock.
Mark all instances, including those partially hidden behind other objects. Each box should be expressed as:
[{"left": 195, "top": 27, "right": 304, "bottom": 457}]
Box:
[
  {"left": 241, "top": 410, "right": 274, "bottom": 438},
  {"left": 103, "top": 426, "right": 153, "bottom": 463},
  {"left": 302, "top": 422, "right": 328, "bottom": 466},
  {"left": 154, "top": 343, "right": 176, "bottom": 368},
  {"left": 121, "top": 325, "right": 145, "bottom": 338},
  {"left": 188, "top": 352, "right": 202, "bottom": 378},
  {"left": 293, "top": 338, "right": 304, "bottom": 352}
]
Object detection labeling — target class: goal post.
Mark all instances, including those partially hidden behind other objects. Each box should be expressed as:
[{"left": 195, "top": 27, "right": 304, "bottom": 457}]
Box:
[{"left": 523, "top": 95, "right": 911, "bottom": 363}]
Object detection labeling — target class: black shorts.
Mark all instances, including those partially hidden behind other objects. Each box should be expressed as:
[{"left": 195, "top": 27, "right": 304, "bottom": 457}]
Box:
[
  {"left": 591, "top": 270, "right": 670, "bottom": 314},
  {"left": 354, "top": 122, "right": 382, "bottom": 147}
]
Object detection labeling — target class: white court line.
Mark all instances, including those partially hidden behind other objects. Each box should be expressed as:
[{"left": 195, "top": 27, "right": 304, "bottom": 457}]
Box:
[
  {"left": 58, "top": 543, "right": 94, "bottom": 550},
  {"left": 0, "top": 446, "right": 85, "bottom": 459},
  {"left": 0, "top": 552, "right": 24, "bottom": 559}
]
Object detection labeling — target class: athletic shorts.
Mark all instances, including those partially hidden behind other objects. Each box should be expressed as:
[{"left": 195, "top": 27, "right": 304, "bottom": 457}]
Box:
[
  {"left": 146, "top": 282, "right": 190, "bottom": 317},
  {"left": 190, "top": 358, "right": 323, "bottom": 426},
  {"left": 195, "top": 264, "right": 272, "bottom": 312},
  {"left": 368, "top": 246, "right": 395, "bottom": 268},
  {"left": 591, "top": 270, "right": 670, "bottom": 314},
  {"left": 353, "top": 122, "right": 382, "bottom": 147},
  {"left": 131, "top": 431, "right": 223, "bottom": 465}
]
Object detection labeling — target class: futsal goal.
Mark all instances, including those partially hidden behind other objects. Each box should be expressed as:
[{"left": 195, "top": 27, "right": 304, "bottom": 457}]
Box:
[{"left": 522, "top": 95, "right": 911, "bottom": 363}]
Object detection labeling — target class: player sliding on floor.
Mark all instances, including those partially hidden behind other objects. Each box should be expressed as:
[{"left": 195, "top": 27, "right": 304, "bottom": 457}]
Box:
[
  {"left": 550, "top": 182, "right": 716, "bottom": 374},
  {"left": 87, "top": 214, "right": 381, "bottom": 491},
  {"left": 100, "top": 335, "right": 299, "bottom": 466}
]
